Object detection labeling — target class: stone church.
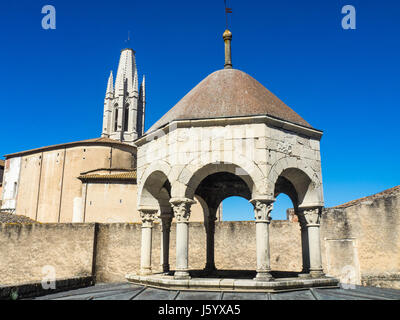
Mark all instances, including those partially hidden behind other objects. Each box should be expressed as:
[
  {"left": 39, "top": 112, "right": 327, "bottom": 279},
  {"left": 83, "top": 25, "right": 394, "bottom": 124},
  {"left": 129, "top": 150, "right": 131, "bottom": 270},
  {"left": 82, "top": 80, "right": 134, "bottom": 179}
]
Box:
[{"left": 0, "top": 47, "right": 211, "bottom": 223}]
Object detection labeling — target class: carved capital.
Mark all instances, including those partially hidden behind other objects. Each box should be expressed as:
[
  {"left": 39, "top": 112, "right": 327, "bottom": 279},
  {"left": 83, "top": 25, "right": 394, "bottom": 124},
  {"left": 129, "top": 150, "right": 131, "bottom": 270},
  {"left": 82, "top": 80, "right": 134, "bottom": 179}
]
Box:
[
  {"left": 170, "top": 198, "right": 196, "bottom": 223},
  {"left": 139, "top": 208, "right": 158, "bottom": 228},
  {"left": 250, "top": 199, "right": 274, "bottom": 223},
  {"left": 298, "top": 207, "right": 322, "bottom": 226}
]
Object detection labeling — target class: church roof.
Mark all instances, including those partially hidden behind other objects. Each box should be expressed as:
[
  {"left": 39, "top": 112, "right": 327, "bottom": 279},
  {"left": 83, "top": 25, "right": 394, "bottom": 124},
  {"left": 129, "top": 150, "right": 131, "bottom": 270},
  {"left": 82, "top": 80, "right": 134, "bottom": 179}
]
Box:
[
  {"left": 4, "top": 137, "right": 135, "bottom": 158},
  {"left": 148, "top": 68, "right": 312, "bottom": 132}
]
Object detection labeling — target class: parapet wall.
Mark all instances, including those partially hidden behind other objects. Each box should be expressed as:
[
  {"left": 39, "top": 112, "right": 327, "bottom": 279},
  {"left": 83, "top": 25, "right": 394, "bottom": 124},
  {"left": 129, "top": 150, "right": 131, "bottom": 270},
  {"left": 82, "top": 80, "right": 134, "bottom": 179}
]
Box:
[
  {"left": 0, "top": 187, "right": 399, "bottom": 289},
  {"left": 321, "top": 187, "right": 400, "bottom": 289}
]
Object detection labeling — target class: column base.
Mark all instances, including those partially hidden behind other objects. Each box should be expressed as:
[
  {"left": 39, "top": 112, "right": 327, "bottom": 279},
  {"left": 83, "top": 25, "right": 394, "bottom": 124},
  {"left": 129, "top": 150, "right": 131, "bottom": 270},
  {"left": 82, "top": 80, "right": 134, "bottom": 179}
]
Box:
[
  {"left": 254, "top": 271, "right": 274, "bottom": 282},
  {"left": 298, "top": 272, "right": 312, "bottom": 279},
  {"left": 140, "top": 268, "right": 152, "bottom": 276},
  {"left": 174, "top": 271, "right": 191, "bottom": 280},
  {"left": 310, "top": 269, "right": 325, "bottom": 278}
]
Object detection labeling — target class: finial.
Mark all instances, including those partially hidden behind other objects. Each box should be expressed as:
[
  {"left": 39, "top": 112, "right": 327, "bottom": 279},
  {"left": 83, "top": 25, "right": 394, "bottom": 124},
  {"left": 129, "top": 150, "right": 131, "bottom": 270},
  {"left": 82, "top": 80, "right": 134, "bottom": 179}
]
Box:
[
  {"left": 223, "top": 1, "right": 233, "bottom": 69},
  {"left": 223, "top": 29, "right": 233, "bottom": 69}
]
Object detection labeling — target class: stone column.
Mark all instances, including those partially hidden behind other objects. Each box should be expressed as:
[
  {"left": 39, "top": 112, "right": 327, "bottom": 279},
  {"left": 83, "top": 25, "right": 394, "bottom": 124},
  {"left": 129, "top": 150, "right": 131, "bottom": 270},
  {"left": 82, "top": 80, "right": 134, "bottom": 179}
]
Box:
[
  {"left": 299, "top": 207, "right": 324, "bottom": 278},
  {"left": 250, "top": 199, "right": 274, "bottom": 281},
  {"left": 204, "top": 210, "right": 217, "bottom": 273},
  {"left": 170, "top": 198, "right": 196, "bottom": 280},
  {"left": 139, "top": 208, "right": 158, "bottom": 275},
  {"left": 297, "top": 212, "right": 310, "bottom": 277},
  {"left": 160, "top": 213, "right": 173, "bottom": 274}
]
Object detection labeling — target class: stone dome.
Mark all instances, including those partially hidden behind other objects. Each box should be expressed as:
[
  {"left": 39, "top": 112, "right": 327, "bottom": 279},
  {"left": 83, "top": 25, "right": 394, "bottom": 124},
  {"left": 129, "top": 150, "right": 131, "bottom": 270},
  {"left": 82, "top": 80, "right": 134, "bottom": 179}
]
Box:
[{"left": 148, "top": 68, "right": 312, "bottom": 132}]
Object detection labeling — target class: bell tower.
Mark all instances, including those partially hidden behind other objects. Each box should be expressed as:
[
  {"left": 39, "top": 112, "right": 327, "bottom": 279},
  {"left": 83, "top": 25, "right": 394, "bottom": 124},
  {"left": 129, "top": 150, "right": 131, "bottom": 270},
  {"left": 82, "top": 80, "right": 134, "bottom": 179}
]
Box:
[{"left": 101, "top": 48, "right": 146, "bottom": 145}]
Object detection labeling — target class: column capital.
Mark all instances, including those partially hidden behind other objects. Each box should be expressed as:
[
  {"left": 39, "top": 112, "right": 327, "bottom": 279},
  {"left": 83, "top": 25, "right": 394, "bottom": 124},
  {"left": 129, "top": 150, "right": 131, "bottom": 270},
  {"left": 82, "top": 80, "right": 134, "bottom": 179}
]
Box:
[
  {"left": 139, "top": 207, "right": 158, "bottom": 228},
  {"left": 298, "top": 207, "right": 323, "bottom": 227},
  {"left": 250, "top": 198, "right": 275, "bottom": 223},
  {"left": 170, "top": 198, "right": 196, "bottom": 223}
]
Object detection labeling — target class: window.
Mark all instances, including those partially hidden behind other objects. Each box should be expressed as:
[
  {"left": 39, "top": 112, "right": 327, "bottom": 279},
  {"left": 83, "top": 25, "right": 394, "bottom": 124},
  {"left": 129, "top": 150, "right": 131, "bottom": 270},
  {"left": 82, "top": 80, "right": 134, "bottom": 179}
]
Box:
[
  {"left": 114, "top": 108, "right": 119, "bottom": 132},
  {"left": 123, "top": 104, "right": 129, "bottom": 131}
]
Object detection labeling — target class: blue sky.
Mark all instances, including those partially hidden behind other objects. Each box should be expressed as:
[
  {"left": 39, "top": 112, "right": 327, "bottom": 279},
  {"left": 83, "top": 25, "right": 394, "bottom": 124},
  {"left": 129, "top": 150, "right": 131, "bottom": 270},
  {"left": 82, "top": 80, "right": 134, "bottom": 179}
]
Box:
[{"left": 1, "top": 1, "right": 399, "bottom": 220}]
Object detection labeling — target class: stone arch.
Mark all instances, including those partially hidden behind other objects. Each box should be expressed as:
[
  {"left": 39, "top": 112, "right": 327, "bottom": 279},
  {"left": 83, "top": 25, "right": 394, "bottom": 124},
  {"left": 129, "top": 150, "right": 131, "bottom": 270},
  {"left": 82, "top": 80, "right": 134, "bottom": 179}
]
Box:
[
  {"left": 171, "top": 157, "right": 265, "bottom": 199},
  {"left": 138, "top": 161, "right": 172, "bottom": 210},
  {"left": 267, "top": 157, "right": 323, "bottom": 207}
]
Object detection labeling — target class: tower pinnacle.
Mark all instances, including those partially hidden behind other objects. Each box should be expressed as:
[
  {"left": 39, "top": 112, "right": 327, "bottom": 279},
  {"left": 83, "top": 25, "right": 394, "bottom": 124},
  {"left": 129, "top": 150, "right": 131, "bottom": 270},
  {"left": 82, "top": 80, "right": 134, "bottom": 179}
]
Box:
[{"left": 101, "top": 46, "right": 145, "bottom": 145}]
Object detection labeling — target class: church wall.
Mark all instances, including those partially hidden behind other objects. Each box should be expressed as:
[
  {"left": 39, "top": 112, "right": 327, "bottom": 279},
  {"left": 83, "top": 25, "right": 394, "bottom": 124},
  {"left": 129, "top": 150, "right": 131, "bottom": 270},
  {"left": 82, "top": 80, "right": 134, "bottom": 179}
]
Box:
[
  {"left": 58, "top": 145, "right": 134, "bottom": 223},
  {"left": 1, "top": 157, "right": 21, "bottom": 211},
  {"left": 36, "top": 150, "right": 65, "bottom": 222},
  {"left": 59, "top": 146, "right": 113, "bottom": 223},
  {"left": 16, "top": 154, "right": 43, "bottom": 219},
  {"left": 83, "top": 183, "right": 139, "bottom": 223},
  {"left": 7, "top": 144, "right": 135, "bottom": 223}
]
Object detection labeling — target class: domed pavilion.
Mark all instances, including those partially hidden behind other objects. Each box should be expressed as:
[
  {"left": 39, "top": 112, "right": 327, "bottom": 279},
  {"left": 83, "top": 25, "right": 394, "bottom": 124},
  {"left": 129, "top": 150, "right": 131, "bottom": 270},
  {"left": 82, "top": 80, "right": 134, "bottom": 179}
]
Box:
[{"left": 127, "top": 29, "right": 338, "bottom": 291}]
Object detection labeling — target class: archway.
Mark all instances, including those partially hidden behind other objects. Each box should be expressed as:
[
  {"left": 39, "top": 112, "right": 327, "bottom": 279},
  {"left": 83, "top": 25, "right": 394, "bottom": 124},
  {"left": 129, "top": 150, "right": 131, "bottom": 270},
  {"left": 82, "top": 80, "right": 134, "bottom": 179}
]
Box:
[
  {"left": 137, "top": 170, "right": 173, "bottom": 275},
  {"left": 273, "top": 167, "right": 322, "bottom": 276},
  {"left": 192, "top": 169, "right": 253, "bottom": 273}
]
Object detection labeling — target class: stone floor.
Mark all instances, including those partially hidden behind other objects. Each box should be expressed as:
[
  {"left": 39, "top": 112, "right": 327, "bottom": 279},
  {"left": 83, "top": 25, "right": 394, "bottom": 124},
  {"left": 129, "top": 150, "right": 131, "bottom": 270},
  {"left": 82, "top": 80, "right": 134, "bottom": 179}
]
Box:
[{"left": 30, "top": 282, "right": 400, "bottom": 300}]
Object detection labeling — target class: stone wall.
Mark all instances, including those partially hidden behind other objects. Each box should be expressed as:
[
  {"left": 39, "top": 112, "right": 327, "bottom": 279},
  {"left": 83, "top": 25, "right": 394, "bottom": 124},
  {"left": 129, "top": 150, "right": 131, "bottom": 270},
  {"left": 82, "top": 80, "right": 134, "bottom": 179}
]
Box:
[
  {"left": 321, "top": 186, "right": 400, "bottom": 289},
  {"left": 0, "top": 223, "right": 95, "bottom": 285},
  {"left": 1, "top": 187, "right": 399, "bottom": 289}
]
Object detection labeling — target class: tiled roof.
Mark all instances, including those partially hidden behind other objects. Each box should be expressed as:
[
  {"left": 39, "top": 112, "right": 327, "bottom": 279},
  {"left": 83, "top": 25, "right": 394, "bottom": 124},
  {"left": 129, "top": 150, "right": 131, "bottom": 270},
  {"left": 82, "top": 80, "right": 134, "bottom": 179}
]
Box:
[
  {"left": 4, "top": 137, "right": 135, "bottom": 158},
  {"left": 148, "top": 68, "right": 312, "bottom": 132},
  {"left": 333, "top": 185, "right": 400, "bottom": 209},
  {"left": 78, "top": 170, "right": 137, "bottom": 182}
]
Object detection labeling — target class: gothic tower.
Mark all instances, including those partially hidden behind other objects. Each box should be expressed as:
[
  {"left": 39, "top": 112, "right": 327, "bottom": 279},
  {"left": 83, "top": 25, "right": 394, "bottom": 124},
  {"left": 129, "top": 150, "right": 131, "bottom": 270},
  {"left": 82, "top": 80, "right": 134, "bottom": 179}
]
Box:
[{"left": 101, "top": 48, "right": 146, "bottom": 145}]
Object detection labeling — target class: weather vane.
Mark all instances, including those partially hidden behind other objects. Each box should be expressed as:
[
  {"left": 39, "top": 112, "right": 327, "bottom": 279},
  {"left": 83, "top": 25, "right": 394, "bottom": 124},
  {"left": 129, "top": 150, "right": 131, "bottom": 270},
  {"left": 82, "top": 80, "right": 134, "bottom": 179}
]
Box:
[{"left": 224, "top": 0, "right": 232, "bottom": 29}]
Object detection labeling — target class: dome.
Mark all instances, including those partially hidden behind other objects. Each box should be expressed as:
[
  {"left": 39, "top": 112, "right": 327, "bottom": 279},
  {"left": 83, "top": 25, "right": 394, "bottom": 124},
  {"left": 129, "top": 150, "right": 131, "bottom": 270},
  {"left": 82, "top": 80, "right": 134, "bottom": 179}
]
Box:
[{"left": 148, "top": 68, "right": 312, "bottom": 132}]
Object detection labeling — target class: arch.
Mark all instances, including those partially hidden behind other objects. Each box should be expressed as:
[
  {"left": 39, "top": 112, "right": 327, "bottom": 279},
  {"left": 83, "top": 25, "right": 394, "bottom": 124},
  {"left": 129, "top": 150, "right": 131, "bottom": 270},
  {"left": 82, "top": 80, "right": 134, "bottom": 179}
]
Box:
[
  {"left": 268, "top": 157, "right": 323, "bottom": 207},
  {"left": 137, "top": 161, "right": 172, "bottom": 209},
  {"left": 171, "top": 160, "right": 264, "bottom": 200}
]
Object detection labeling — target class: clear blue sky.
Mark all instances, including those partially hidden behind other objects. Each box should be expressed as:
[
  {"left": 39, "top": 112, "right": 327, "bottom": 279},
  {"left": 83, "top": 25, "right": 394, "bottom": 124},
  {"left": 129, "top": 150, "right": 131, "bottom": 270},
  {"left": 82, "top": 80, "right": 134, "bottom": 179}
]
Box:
[{"left": 1, "top": 1, "right": 399, "bottom": 220}]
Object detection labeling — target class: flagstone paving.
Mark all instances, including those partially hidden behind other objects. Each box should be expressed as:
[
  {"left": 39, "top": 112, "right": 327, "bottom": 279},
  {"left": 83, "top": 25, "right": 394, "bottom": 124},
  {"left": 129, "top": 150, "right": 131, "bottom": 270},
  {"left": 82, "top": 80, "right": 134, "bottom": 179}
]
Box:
[{"left": 30, "top": 282, "right": 400, "bottom": 300}]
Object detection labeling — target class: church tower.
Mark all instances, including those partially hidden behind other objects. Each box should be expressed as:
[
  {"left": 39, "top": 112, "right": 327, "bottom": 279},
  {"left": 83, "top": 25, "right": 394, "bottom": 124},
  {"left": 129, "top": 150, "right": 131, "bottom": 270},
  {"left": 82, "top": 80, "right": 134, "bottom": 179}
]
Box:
[{"left": 101, "top": 48, "right": 146, "bottom": 145}]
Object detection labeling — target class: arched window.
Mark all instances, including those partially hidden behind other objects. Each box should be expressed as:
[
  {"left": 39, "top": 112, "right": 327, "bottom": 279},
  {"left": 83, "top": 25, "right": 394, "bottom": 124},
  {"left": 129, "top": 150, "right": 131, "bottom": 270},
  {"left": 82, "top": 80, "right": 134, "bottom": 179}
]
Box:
[{"left": 123, "top": 104, "right": 129, "bottom": 131}]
